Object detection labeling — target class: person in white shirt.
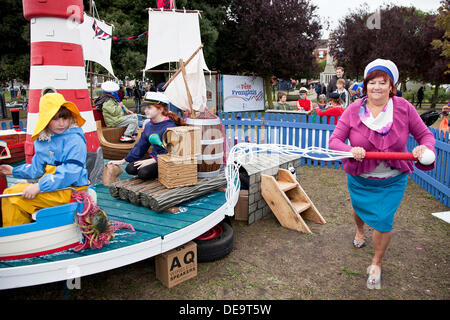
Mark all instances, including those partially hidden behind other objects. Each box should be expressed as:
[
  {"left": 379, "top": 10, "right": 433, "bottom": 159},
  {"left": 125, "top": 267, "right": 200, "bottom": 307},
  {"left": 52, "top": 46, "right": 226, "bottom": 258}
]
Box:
[{"left": 334, "top": 78, "right": 350, "bottom": 108}]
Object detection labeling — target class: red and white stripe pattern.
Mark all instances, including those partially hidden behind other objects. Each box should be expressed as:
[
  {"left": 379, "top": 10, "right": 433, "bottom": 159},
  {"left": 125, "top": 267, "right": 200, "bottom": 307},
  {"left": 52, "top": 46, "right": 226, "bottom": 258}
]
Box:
[{"left": 23, "top": 0, "right": 100, "bottom": 162}]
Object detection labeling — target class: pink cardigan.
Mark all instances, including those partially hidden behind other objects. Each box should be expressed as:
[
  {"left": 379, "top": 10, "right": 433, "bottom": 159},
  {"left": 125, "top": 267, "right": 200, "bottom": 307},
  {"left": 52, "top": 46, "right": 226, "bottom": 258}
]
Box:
[{"left": 329, "top": 96, "right": 436, "bottom": 175}]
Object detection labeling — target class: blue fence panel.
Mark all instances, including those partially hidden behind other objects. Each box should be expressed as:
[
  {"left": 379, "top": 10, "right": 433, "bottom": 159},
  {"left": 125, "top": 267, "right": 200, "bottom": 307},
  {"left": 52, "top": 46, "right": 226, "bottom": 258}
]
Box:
[
  {"left": 0, "top": 120, "right": 25, "bottom": 131},
  {"left": 407, "top": 128, "right": 450, "bottom": 207}
]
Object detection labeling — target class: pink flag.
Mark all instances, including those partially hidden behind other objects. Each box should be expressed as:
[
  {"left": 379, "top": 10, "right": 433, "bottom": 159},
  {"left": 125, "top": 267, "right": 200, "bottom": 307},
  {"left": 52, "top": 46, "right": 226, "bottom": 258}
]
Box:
[{"left": 157, "top": 0, "right": 176, "bottom": 9}]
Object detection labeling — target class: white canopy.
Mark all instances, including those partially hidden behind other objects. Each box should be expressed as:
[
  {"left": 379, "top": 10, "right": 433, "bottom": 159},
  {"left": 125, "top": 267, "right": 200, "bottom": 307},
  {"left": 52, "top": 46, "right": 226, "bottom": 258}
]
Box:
[
  {"left": 79, "top": 13, "right": 116, "bottom": 77},
  {"left": 144, "top": 10, "right": 209, "bottom": 71}
]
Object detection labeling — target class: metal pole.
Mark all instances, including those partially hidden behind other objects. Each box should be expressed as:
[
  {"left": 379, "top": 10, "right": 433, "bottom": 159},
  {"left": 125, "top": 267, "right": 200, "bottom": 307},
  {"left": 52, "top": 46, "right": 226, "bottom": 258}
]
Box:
[{"left": 89, "top": 0, "right": 94, "bottom": 105}]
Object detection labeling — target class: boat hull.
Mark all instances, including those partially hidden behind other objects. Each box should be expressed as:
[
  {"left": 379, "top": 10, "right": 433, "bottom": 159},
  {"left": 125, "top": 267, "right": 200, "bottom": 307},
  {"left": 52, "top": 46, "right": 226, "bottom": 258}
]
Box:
[
  {"left": 96, "top": 120, "right": 145, "bottom": 160},
  {"left": 0, "top": 224, "right": 81, "bottom": 261},
  {"left": 0, "top": 201, "right": 83, "bottom": 261}
]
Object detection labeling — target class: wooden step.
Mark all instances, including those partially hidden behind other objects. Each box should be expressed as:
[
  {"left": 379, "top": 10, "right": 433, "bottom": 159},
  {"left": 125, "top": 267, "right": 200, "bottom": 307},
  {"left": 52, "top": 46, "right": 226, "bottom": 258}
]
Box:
[
  {"left": 291, "top": 200, "right": 311, "bottom": 214},
  {"left": 260, "top": 168, "right": 326, "bottom": 234},
  {"left": 277, "top": 180, "right": 298, "bottom": 192}
]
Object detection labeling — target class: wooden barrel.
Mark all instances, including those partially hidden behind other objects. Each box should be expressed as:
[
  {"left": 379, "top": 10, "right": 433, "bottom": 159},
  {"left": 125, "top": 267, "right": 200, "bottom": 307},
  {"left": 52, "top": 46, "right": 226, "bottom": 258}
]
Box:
[{"left": 185, "top": 117, "right": 224, "bottom": 178}]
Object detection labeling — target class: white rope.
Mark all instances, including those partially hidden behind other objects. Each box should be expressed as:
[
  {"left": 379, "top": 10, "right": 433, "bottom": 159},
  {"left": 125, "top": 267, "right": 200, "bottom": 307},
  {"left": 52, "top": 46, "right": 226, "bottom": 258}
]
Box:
[{"left": 223, "top": 143, "right": 353, "bottom": 215}]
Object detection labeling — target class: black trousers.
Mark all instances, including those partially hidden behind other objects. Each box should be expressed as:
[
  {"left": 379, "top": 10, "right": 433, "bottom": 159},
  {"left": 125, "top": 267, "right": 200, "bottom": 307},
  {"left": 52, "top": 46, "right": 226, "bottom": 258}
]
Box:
[{"left": 125, "top": 156, "right": 158, "bottom": 181}]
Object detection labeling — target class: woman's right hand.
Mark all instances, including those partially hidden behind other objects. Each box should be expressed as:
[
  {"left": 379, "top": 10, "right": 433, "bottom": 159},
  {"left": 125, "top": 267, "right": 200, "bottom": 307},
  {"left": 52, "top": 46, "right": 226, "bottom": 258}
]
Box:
[
  {"left": 108, "top": 159, "right": 126, "bottom": 166},
  {"left": 350, "top": 147, "right": 366, "bottom": 162},
  {"left": 0, "top": 164, "right": 13, "bottom": 176}
]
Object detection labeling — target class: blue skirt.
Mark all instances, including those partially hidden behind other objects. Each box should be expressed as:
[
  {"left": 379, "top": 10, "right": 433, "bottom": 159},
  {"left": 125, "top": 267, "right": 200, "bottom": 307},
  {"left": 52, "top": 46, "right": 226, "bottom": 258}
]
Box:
[{"left": 347, "top": 173, "right": 408, "bottom": 232}]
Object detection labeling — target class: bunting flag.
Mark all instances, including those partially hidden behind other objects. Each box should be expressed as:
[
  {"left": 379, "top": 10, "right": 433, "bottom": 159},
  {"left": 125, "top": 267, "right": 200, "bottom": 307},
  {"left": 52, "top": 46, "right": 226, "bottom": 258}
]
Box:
[
  {"left": 112, "top": 31, "right": 148, "bottom": 42},
  {"left": 127, "top": 31, "right": 148, "bottom": 41},
  {"left": 92, "top": 20, "right": 112, "bottom": 40},
  {"left": 157, "top": 0, "right": 176, "bottom": 9}
]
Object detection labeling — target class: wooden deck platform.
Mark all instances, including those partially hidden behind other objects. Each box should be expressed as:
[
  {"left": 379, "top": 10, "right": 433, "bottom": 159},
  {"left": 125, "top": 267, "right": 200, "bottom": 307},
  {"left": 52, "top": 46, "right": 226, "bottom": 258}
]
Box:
[{"left": 0, "top": 170, "right": 230, "bottom": 290}]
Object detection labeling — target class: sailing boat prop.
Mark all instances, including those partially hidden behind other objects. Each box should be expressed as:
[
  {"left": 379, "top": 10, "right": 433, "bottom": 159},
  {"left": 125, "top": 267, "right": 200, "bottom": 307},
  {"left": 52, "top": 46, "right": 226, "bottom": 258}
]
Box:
[{"left": 144, "top": 9, "right": 226, "bottom": 178}]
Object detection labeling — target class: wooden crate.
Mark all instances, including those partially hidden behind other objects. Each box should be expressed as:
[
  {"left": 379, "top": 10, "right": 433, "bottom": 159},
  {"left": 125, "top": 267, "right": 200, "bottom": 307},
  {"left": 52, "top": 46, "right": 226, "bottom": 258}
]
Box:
[
  {"left": 164, "top": 126, "right": 201, "bottom": 159},
  {"left": 158, "top": 154, "right": 197, "bottom": 189}
]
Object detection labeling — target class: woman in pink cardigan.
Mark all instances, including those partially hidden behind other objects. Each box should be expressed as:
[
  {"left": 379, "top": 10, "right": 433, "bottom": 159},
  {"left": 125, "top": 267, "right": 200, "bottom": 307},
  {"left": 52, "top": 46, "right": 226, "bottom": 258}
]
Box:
[{"left": 329, "top": 59, "right": 436, "bottom": 289}]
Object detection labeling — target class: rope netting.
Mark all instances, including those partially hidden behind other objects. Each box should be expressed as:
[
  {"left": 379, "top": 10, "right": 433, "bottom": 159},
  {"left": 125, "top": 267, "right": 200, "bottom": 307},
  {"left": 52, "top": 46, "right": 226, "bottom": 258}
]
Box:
[
  {"left": 223, "top": 143, "right": 354, "bottom": 215},
  {"left": 71, "top": 191, "right": 135, "bottom": 251}
]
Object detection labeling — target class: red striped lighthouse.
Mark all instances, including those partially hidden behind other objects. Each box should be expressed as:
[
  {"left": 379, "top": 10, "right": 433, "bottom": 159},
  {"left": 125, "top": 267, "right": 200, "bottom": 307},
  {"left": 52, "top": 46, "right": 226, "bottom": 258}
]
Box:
[{"left": 22, "top": 0, "right": 100, "bottom": 163}]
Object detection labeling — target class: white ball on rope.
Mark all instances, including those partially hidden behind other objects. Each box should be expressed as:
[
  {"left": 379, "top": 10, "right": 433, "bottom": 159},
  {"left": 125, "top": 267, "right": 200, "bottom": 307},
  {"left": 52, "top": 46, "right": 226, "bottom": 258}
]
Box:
[{"left": 419, "top": 148, "right": 436, "bottom": 165}]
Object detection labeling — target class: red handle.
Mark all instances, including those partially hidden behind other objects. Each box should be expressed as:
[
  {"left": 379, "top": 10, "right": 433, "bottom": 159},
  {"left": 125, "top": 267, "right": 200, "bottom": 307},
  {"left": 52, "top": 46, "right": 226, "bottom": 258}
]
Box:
[{"left": 364, "top": 152, "right": 417, "bottom": 161}]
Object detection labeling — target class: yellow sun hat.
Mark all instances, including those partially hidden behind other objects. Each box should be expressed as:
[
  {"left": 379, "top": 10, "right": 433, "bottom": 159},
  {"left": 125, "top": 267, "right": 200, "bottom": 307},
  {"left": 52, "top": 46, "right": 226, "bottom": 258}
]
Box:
[{"left": 31, "top": 93, "right": 86, "bottom": 141}]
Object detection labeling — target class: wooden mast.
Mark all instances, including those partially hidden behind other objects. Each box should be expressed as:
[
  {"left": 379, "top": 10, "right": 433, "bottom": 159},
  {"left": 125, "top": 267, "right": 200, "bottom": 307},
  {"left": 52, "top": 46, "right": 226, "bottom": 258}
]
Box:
[
  {"left": 178, "top": 58, "right": 195, "bottom": 118},
  {"left": 161, "top": 45, "right": 203, "bottom": 118},
  {"left": 161, "top": 45, "right": 203, "bottom": 90}
]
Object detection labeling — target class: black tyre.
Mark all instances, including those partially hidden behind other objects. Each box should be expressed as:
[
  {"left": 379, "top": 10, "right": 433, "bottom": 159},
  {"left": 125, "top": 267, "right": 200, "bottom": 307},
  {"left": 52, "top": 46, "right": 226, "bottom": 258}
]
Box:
[{"left": 194, "top": 221, "right": 234, "bottom": 263}]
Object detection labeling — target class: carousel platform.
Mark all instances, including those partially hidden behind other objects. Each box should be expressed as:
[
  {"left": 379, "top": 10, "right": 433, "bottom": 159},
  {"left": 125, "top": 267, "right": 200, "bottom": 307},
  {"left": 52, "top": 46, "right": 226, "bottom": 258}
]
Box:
[{"left": 0, "top": 169, "right": 230, "bottom": 290}]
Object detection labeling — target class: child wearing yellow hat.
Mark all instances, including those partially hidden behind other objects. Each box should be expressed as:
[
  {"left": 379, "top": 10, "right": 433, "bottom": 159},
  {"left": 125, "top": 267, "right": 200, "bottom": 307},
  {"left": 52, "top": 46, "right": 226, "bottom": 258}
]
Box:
[{"left": 0, "top": 93, "right": 89, "bottom": 227}]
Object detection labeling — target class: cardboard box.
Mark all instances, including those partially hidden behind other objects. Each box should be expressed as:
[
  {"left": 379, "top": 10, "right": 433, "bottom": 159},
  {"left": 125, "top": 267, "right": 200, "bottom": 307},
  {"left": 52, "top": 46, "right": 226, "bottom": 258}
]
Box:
[
  {"left": 155, "top": 241, "right": 197, "bottom": 288},
  {"left": 165, "top": 126, "right": 201, "bottom": 159},
  {"left": 234, "top": 190, "right": 249, "bottom": 221}
]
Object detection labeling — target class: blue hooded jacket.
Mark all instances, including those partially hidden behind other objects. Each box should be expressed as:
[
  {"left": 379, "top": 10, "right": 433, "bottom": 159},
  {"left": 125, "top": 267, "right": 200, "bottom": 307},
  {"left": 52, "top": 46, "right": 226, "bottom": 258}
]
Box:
[{"left": 12, "top": 127, "right": 89, "bottom": 192}]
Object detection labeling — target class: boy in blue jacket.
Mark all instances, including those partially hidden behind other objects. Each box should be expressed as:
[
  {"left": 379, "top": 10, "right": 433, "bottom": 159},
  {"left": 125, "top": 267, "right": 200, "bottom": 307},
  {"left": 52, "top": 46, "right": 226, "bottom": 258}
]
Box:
[{"left": 0, "top": 93, "right": 89, "bottom": 226}]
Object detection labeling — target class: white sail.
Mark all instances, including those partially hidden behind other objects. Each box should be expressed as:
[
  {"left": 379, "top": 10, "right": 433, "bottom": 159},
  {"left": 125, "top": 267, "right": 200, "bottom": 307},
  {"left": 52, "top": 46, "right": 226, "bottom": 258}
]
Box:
[
  {"left": 164, "top": 52, "right": 207, "bottom": 112},
  {"left": 144, "top": 10, "right": 209, "bottom": 71},
  {"left": 79, "top": 13, "right": 116, "bottom": 77}
]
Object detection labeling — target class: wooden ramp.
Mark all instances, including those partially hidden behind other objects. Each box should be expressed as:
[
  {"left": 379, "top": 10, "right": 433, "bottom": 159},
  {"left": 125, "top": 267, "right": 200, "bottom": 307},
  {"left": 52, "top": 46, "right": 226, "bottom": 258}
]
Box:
[{"left": 261, "top": 168, "right": 326, "bottom": 234}]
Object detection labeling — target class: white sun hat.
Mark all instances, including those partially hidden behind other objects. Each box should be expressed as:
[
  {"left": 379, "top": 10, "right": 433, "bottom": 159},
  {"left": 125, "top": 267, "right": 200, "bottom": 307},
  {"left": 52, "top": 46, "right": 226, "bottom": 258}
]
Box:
[
  {"left": 101, "top": 81, "right": 120, "bottom": 93},
  {"left": 141, "top": 91, "right": 170, "bottom": 106},
  {"left": 364, "top": 59, "right": 399, "bottom": 84}
]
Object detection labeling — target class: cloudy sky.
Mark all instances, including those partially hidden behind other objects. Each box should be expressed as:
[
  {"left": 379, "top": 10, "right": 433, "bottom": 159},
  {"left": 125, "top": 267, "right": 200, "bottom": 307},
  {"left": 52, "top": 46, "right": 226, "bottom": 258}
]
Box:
[{"left": 312, "top": 0, "right": 443, "bottom": 38}]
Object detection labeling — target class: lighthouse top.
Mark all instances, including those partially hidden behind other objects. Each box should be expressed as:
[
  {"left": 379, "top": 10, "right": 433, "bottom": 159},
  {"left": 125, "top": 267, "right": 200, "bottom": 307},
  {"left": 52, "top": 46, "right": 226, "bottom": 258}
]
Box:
[{"left": 23, "top": 0, "right": 84, "bottom": 22}]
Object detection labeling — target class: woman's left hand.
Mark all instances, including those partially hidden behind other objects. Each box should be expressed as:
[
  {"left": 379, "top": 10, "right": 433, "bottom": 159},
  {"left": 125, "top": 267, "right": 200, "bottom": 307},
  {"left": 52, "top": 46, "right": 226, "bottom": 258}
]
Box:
[
  {"left": 134, "top": 158, "right": 156, "bottom": 169},
  {"left": 22, "top": 183, "right": 40, "bottom": 199},
  {"left": 412, "top": 145, "right": 428, "bottom": 162},
  {"left": 125, "top": 109, "right": 134, "bottom": 115},
  {"left": 351, "top": 147, "right": 366, "bottom": 162}
]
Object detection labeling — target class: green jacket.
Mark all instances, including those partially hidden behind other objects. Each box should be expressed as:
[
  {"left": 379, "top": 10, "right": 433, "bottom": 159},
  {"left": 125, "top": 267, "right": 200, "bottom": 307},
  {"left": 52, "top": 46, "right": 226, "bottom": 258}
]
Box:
[
  {"left": 102, "top": 98, "right": 130, "bottom": 127},
  {"left": 274, "top": 102, "right": 290, "bottom": 111}
]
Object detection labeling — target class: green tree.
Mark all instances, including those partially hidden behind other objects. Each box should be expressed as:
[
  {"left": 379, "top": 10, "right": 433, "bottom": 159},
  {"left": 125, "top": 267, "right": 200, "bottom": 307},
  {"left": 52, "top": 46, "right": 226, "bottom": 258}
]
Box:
[
  {"left": 216, "top": 0, "right": 322, "bottom": 108},
  {"left": 0, "top": 0, "right": 30, "bottom": 83},
  {"left": 418, "top": 13, "right": 450, "bottom": 107},
  {"left": 329, "top": 5, "right": 428, "bottom": 85},
  {"left": 176, "top": 0, "right": 232, "bottom": 70},
  {"left": 431, "top": 0, "right": 450, "bottom": 74}
]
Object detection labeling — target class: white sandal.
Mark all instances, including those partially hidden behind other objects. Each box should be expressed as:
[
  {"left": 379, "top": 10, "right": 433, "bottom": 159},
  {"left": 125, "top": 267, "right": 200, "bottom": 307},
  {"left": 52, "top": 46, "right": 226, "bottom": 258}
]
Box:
[{"left": 366, "top": 265, "right": 381, "bottom": 290}]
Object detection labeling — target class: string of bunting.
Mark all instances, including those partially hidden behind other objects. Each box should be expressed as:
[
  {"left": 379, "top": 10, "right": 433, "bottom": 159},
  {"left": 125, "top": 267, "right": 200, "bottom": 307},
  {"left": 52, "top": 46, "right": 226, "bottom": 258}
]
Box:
[
  {"left": 111, "top": 0, "right": 176, "bottom": 42},
  {"left": 112, "top": 31, "right": 148, "bottom": 43},
  {"left": 90, "top": 0, "right": 176, "bottom": 43}
]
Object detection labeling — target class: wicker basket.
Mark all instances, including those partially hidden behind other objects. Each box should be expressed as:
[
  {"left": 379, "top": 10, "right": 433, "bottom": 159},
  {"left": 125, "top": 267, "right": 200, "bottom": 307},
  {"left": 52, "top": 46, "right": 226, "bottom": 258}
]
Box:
[{"left": 158, "top": 154, "right": 197, "bottom": 189}]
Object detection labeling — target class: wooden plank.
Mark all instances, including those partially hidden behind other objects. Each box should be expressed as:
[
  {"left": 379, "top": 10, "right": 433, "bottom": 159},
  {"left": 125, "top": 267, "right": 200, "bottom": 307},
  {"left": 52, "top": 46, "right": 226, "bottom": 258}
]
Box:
[
  {"left": 72, "top": 229, "right": 159, "bottom": 257},
  {"left": 98, "top": 196, "right": 213, "bottom": 223},
  {"left": 0, "top": 256, "right": 50, "bottom": 268},
  {"left": 0, "top": 227, "right": 159, "bottom": 268},
  {"left": 277, "top": 180, "right": 298, "bottom": 192},
  {"left": 291, "top": 200, "right": 311, "bottom": 214}
]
